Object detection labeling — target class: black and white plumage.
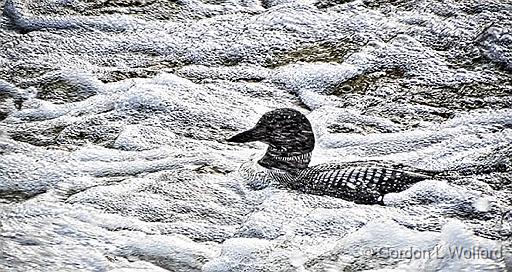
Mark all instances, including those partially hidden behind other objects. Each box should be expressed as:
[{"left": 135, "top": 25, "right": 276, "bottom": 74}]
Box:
[{"left": 227, "top": 108, "right": 430, "bottom": 204}]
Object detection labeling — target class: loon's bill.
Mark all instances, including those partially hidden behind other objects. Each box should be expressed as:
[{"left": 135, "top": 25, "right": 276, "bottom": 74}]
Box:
[{"left": 227, "top": 108, "right": 431, "bottom": 205}]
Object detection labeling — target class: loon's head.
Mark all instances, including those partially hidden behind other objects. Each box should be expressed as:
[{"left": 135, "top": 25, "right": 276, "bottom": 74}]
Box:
[{"left": 227, "top": 108, "right": 315, "bottom": 172}]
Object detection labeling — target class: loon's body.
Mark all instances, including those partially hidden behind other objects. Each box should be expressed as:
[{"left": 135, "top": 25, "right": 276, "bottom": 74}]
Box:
[{"left": 227, "top": 108, "right": 430, "bottom": 204}]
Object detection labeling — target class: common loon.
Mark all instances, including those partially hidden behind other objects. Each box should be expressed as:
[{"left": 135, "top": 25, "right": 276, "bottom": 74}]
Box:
[{"left": 227, "top": 108, "right": 431, "bottom": 204}]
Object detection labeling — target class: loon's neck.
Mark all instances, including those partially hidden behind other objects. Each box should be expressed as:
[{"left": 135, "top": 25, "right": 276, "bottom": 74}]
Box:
[{"left": 257, "top": 149, "right": 312, "bottom": 173}]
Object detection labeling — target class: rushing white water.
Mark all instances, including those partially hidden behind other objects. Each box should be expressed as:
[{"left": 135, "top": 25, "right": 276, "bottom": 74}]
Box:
[{"left": 0, "top": 0, "right": 511, "bottom": 271}]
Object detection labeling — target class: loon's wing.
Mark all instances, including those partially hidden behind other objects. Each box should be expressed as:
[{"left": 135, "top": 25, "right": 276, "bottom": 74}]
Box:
[{"left": 295, "top": 162, "right": 430, "bottom": 204}]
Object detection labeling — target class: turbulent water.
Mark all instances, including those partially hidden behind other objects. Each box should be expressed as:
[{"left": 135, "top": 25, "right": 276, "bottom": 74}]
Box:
[{"left": 0, "top": 0, "right": 511, "bottom": 271}]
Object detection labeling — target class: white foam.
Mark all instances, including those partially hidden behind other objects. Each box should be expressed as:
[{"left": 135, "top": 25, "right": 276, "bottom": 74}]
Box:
[
  {"left": 1, "top": 0, "right": 511, "bottom": 271},
  {"left": 4, "top": 0, "right": 147, "bottom": 32}
]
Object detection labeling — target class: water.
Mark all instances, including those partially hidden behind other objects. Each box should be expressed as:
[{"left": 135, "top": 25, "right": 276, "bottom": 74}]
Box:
[{"left": 0, "top": 0, "right": 511, "bottom": 271}]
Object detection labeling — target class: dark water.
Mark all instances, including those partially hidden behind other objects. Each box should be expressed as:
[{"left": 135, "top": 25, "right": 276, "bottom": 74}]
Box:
[{"left": 0, "top": 0, "right": 511, "bottom": 271}]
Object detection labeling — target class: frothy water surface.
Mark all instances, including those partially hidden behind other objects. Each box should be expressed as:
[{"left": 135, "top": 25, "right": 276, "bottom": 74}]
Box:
[{"left": 1, "top": 0, "right": 511, "bottom": 271}]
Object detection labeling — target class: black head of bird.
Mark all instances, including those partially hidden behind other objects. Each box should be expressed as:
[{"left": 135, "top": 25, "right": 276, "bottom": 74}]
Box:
[{"left": 227, "top": 108, "right": 315, "bottom": 171}]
